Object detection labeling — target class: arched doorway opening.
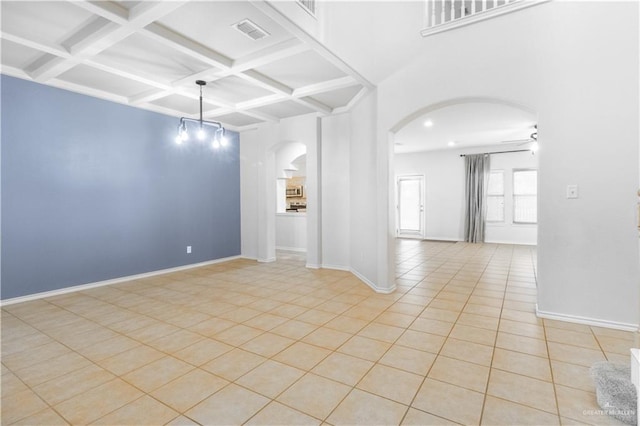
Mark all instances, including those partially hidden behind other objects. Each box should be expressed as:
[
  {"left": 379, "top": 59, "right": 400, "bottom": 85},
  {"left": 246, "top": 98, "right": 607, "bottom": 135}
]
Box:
[{"left": 388, "top": 97, "right": 539, "bottom": 283}]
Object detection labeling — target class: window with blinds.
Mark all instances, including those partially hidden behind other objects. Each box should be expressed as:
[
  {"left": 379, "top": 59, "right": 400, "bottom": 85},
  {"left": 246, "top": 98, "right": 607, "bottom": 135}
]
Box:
[
  {"left": 486, "top": 170, "right": 505, "bottom": 222},
  {"left": 513, "top": 169, "right": 538, "bottom": 223}
]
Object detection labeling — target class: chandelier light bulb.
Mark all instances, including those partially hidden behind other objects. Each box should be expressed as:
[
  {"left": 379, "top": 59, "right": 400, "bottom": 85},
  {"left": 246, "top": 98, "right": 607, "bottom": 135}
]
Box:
[
  {"left": 531, "top": 142, "right": 539, "bottom": 153},
  {"left": 174, "top": 81, "right": 227, "bottom": 152}
]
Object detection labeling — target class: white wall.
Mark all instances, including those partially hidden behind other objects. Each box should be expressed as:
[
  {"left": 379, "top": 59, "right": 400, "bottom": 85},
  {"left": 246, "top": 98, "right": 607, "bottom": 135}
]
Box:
[
  {"left": 240, "top": 128, "right": 261, "bottom": 260},
  {"left": 321, "top": 113, "right": 351, "bottom": 270},
  {"left": 395, "top": 149, "right": 464, "bottom": 241},
  {"left": 276, "top": 213, "right": 307, "bottom": 251},
  {"left": 350, "top": 90, "right": 394, "bottom": 292},
  {"left": 374, "top": 1, "right": 639, "bottom": 328}
]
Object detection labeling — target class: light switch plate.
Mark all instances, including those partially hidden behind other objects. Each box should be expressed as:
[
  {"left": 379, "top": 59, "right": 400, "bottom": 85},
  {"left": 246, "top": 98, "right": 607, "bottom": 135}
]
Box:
[{"left": 567, "top": 185, "right": 578, "bottom": 199}]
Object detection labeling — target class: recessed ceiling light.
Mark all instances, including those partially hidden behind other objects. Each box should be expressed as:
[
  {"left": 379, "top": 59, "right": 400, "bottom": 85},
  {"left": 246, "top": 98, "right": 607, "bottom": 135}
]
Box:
[
  {"left": 448, "top": 141, "right": 456, "bottom": 147},
  {"left": 423, "top": 120, "right": 433, "bottom": 127}
]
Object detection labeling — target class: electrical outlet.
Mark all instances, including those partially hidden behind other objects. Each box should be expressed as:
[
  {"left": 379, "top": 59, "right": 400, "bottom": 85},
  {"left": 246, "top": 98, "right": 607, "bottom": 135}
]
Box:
[
  {"left": 566, "top": 185, "right": 578, "bottom": 199},
  {"left": 187, "top": 246, "right": 192, "bottom": 254}
]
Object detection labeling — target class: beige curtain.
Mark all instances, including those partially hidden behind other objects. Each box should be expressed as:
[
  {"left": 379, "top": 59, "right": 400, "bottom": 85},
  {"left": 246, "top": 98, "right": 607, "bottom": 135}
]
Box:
[{"left": 464, "top": 154, "right": 490, "bottom": 243}]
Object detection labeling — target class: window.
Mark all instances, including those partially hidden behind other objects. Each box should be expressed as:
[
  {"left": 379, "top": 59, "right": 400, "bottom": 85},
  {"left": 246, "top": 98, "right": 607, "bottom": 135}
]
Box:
[
  {"left": 486, "top": 170, "right": 504, "bottom": 222},
  {"left": 513, "top": 169, "right": 537, "bottom": 223}
]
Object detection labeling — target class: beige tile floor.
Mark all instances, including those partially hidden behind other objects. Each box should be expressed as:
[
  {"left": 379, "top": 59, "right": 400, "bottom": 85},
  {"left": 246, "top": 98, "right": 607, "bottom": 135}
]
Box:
[{"left": 1, "top": 240, "right": 634, "bottom": 425}]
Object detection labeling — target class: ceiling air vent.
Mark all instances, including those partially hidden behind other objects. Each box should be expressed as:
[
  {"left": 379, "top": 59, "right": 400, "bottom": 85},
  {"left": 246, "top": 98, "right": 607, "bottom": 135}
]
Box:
[
  {"left": 297, "top": 0, "right": 316, "bottom": 15},
  {"left": 233, "top": 19, "right": 270, "bottom": 41}
]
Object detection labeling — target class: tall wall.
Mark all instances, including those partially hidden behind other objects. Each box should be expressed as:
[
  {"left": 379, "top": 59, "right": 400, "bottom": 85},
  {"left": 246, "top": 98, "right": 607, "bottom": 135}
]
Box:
[
  {"left": 321, "top": 113, "right": 351, "bottom": 270},
  {"left": 375, "top": 1, "right": 639, "bottom": 327},
  {"left": 350, "top": 91, "right": 390, "bottom": 290},
  {"left": 1, "top": 75, "right": 241, "bottom": 300}
]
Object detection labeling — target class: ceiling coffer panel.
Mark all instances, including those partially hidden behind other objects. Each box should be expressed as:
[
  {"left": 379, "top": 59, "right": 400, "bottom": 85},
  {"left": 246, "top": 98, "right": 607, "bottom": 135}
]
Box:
[
  {"left": 149, "top": 94, "right": 202, "bottom": 116},
  {"left": 210, "top": 112, "right": 264, "bottom": 128},
  {"left": 95, "top": 33, "right": 214, "bottom": 83},
  {"left": 204, "top": 76, "right": 274, "bottom": 104},
  {"left": 57, "top": 64, "right": 157, "bottom": 98},
  {"left": 1, "top": 1, "right": 97, "bottom": 47},
  {"left": 310, "top": 85, "right": 363, "bottom": 110},
  {"left": 1, "top": 39, "right": 43, "bottom": 69},
  {"left": 157, "top": 1, "right": 290, "bottom": 60},
  {"left": 251, "top": 100, "right": 315, "bottom": 119},
  {"left": 255, "top": 50, "right": 347, "bottom": 89},
  {"left": 0, "top": 0, "right": 370, "bottom": 122}
]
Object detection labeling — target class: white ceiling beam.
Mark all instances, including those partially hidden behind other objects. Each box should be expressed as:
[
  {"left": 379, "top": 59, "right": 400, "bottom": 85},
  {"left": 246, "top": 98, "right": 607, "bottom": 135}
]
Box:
[
  {"left": 248, "top": 0, "right": 374, "bottom": 90},
  {"left": 84, "top": 59, "right": 172, "bottom": 91},
  {"left": 127, "top": 1, "right": 186, "bottom": 22},
  {"left": 237, "top": 110, "right": 280, "bottom": 123},
  {"left": 232, "top": 38, "right": 308, "bottom": 72},
  {"left": 68, "top": 0, "right": 129, "bottom": 25},
  {"left": 235, "top": 93, "right": 288, "bottom": 111},
  {"left": 129, "top": 88, "right": 174, "bottom": 105},
  {"left": 28, "top": 2, "right": 186, "bottom": 82},
  {"left": 332, "top": 86, "right": 369, "bottom": 114},
  {"left": 172, "top": 69, "right": 228, "bottom": 89},
  {"left": 1, "top": 32, "right": 70, "bottom": 59},
  {"left": 46, "top": 78, "right": 129, "bottom": 105},
  {"left": 1, "top": 65, "right": 31, "bottom": 80},
  {"left": 292, "top": 76, "right": 358, "bottom": 98},
  {"left": 127, "top": 37, "right": 308, "bottom": 108},
  {"left": 205, "top": 108, "right": 279, "bottom": 124},
  {"left": 62, "top": 18, "right": 123, "bottom": 58},
  {"left": 293, "top": 96, "right": 332, "bottom": 114},
  {"left": 141, "top": 23, "right": 232, "bottom": 70},
  {"left": 238, "top": 70, "right": 293, "bottom": 96}
]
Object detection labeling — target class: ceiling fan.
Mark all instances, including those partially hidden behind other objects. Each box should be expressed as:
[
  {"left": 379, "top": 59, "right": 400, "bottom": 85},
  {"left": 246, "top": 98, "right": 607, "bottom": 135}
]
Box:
[{"left": 500, "top": 125, "right": 538, "bottom": 145}]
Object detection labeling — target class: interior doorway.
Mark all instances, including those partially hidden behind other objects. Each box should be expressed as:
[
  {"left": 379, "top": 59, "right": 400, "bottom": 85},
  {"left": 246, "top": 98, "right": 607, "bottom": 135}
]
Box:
[
  {"left": 274, "top": 143, "right": 307, "bottom": 261},
  {"left": 397, "top": 175, "right": 424, "bottom": 239}
]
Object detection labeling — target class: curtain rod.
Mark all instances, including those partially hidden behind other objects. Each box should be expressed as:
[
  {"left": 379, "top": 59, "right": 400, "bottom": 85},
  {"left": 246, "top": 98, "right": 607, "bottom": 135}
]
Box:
[{"left": 459, "top": 149, "right": 531, "bottom": 157}]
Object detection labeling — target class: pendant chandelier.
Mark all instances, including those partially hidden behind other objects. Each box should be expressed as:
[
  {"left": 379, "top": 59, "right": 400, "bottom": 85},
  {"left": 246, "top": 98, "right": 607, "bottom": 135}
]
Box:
[{"left": 175, "top": 80, "right": 227, "bottom": 149}]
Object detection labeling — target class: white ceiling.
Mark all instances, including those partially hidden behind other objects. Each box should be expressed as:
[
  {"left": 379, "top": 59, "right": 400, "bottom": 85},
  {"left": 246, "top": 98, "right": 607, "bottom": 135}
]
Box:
[
  {"left": 394, "top": 102, "right": 537, "bottom": 154},
  {"left": 0, "top": 1, "right": 370, "bottom": 131}
]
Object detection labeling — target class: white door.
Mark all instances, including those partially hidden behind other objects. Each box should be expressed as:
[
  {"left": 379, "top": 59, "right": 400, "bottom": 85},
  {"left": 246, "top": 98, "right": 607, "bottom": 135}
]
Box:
[{"left": 397, "top": 175, "right": 424, "bottom": 238}]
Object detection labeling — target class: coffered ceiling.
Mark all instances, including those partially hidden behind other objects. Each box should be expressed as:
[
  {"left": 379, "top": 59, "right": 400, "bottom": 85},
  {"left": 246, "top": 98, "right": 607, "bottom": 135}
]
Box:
[{"left": 1, "top": 1, "right": 372, "bottom": 130}]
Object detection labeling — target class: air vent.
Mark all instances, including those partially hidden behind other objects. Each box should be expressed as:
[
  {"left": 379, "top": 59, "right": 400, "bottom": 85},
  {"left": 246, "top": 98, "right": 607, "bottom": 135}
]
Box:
[
  {"left": 297, "top": 0, "right": 316, "bottom": 15},
  {"left": 233, "top": 19, "right": 270, "bottom": 41}
]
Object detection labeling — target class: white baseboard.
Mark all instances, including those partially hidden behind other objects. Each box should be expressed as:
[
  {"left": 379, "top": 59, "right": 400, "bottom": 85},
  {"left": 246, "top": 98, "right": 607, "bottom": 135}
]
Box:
[
  {"left": 536, "top": 306, "right": 638, "bottom": 332},
  {"left": 275, "top": 246, "right": 307, "bottom": 253},
  {"left": 306, "top": 263, "right": 321, "bottom": 269},
  {"left": 257, "top": 257, "right": 276, "bottom": 263},
  {"left": 322, "top": 264, "right": 351, "bottom": 272},
  {"left": 350, "top": 268, "right": 396, "bottom": 294},
  {"left": 422, "top": 237, "right": 462, "bottom": 243},
  {"left": 485, "top": 239, "right": 536, "bottom": 246},
  {"left": 1, "top": 255, "right": 242, "bottom": 307}
]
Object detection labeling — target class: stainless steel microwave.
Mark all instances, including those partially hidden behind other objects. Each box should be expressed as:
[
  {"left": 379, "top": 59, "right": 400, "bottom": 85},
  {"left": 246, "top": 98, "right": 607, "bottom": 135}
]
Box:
[{"left": 286, "top": 186, "right": 303, "bottom": 198}]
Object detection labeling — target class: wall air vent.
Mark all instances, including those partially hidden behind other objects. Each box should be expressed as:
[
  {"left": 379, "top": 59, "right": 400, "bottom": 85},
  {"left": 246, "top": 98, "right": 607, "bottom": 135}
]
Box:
[{"left": 233, "top": 19, "right": 270, "bottom": 41}]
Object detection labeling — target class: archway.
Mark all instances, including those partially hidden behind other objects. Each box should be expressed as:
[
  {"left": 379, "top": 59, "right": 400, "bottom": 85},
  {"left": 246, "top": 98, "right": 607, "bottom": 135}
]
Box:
[
  {"left": 274, "top": 143, "right": 308, "bottom": 260},
  {"left": 387, "top": 97, "right": 539, "bottom": 283}
]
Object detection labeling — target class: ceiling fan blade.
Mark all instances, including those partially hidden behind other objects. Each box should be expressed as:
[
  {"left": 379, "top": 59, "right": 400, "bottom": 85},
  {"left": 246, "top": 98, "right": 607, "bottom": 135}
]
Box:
[{"left": 500, "top": 138, "right": 532, "bottom": 144}]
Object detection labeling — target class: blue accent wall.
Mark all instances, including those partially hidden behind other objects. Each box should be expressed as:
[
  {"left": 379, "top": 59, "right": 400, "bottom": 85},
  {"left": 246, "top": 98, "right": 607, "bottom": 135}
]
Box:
[{"left": 1, "top": 75, "right": 241, "bottom": 299}]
